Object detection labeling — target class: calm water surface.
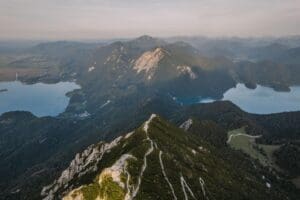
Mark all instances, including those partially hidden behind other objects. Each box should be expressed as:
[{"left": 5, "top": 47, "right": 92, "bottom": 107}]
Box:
[
  {"left": 1, "top": 82, "right": 300, "bottom": 116},
  {"left": 0, "top": 81, "right": 80, "bottom": 117},
  {"left": 177, "top": 83, "right": 300, "bottom": 114}
]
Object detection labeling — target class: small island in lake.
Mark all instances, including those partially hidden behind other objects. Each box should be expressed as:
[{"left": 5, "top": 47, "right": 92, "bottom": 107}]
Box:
[{"left": 0, "top": 89, "right": 8, "bottom": 93}]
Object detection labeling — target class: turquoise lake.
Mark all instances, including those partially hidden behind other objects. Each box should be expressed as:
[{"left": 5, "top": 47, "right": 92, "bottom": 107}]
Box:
[
  {"left": 177, "top": 83, "right": 300, "bottom": 114},
  {"left": 0, "top": 81, "right": 80, "bottom": 117}
]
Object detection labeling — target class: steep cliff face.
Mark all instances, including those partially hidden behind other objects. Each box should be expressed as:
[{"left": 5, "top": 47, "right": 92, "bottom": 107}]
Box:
[
  {"left": 41, "top": 136, "right": 124, "bottom": 199},
  {"left": 133, "top": 48, "right": 166, "bottom": 79},
  {"left": 41, "top": 115, "right": 296, "bottom": 200}
]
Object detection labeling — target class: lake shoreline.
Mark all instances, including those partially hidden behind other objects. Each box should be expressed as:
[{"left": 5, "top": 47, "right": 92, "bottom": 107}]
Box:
[
  {"left": 0, "top": 88, "right": 8, "bottom": 93},
  {"left": 0, "top": 81, "right": 80, "bottom": 117},
  {"left": 176, "top": 83, "right": 300, "bottom": 114}
]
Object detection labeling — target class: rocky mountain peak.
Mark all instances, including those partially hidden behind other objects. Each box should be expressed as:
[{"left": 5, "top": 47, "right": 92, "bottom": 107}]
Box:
[
  {"left": 133, "top": 48, "right": 168, "bottom": 79},
  {"left": 136, "top": 35, "right": 155, "bottom": 41},
  {"left": 128, "top": 35, "right": 167, "bottom": 50}
]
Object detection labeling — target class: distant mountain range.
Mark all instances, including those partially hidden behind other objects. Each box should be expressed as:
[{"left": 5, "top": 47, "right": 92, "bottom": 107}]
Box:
[{"left": 2, "top": 35, "right": 300, "bottom": 95}]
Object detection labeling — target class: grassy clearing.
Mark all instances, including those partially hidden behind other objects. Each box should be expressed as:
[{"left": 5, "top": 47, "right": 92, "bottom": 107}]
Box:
[
  {"left": 98, "top": 175, "right": 125, "bottom": 200},
  {"left": 227, "top": 127, "right": 280, "bottom": 168}
]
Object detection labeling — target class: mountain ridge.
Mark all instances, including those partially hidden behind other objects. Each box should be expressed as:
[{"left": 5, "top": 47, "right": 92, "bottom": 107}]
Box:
[{"left": 41, "top": 114, "right": 298, "bottom": 200}]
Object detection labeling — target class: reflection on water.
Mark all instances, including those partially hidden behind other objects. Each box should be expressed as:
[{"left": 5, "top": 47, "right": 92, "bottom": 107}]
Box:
[
  {"left": 177, "top": 83, "right": 300, "bottom": 114},
  {"left": 0, "top": 81, "right": 80, "bottom": 117}
]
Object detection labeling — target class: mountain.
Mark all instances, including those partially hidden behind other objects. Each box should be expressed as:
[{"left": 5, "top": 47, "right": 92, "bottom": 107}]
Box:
[
  {"left": 41, "top": 114, "right": 297, "bottom": 200},
  {"left": 30, "top": 41, "right": 102, "bottom": 59},
  {"left": 166, "top": 36, "right": 300, "bottom": 60},
  {"left": 276, "top": 47, "right": 300, "bottom": 65},
  {"left": 247, "top": 43, "right": 289, "bottom": 61},
  {"left": 52, "top": 36, "right": 300, "bottom": 112},
  {"left": 70, "top": 38, "right": 237, "bottom": 114},
  {"left": 235, "top": 60, "right": 300, "bottom": 91},
  {"left": 2, "top": 36, "right": 300, "bottom": 102},
  {"left": 1, "top": 36, "right": 300, "bottom": 199},
  {"left": 126, "top": 35, "right": 167, "bottom": 50},
  {"left": 1, "top": 100, "right": 300, "bottom": 199}
]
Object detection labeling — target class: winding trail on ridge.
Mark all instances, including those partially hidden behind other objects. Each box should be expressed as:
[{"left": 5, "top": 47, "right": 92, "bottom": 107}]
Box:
[
  {"left": 127, "top": 114, "right": 209, "bottom": 200},
  {"left": 159, "top": 150, "right": 178, "bottom": 200},
  {"left": 180, "top": 175, "right": 197, "bottom": 200},
  {"left": 199, "top": 177, "right": 209, "bottom": 200},
  {"left": 227, "top": 133, "right": 262, "bottom": 144},
  {"left": 127, "top": 114, "right": 156, "bottom": 200}
]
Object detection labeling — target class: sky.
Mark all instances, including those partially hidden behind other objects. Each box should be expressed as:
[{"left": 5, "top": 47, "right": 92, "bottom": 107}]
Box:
[{"left": 1, "top": 0, "right": 300, "bottom": 40}]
